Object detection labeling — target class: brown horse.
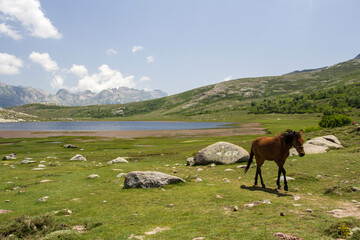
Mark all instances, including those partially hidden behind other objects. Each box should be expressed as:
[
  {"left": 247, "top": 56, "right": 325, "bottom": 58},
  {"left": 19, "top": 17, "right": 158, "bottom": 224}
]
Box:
[{"left": 244, "top": 129, "right": 305, "bottom": 191}]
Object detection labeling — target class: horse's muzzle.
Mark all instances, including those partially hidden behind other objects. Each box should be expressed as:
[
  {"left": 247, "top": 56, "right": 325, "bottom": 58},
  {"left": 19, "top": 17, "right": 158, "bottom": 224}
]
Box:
[{"left": 299, "top": 152, "right": 305, "bottom": 157}]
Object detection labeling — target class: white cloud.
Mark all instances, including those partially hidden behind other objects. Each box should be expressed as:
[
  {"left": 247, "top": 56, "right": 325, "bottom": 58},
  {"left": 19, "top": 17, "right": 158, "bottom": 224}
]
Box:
[
  {"left": 51, "top": 75, "right": 64, "bottom": 89},
  {"left": 0, "top": 0, "right": 61, "bottom": 39},
  {"left": 146, "top": 55, "right": 154, "bottom": 63},
  {"left": 70, "top": 64, "right": 88, "bottom": 77},
  {"left": 140, "top": 76, "right": 150, "bottom": 82},
  {"left": 0, "top": 23, "right": 22, "bottom": 40},
  {"left": 132, "top": 45, "right": 143, "bottom": 53},
  {"left": 74, "top": 64, "right": 136, "bottom": 93},
  {"left": 0, "top": 52, "right": 23, "bottom": 75},
  {"left": 223, "top": 76, "right": 233, "bottom": 81},
  {"left": 29, "top": 51, "right": 58, "bottom": 72},
  {"left": 106, "top": 48, "right": 117, "bottom": 55}
]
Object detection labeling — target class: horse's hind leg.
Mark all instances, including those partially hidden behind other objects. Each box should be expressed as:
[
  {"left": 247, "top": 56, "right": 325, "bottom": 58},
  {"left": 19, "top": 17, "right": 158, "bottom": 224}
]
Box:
[
  {"left": 255, "top": 158, "right": 266, "bottom": 188},
  {"left": 277, "top": 167, "right": 282, "bottom": 190}
]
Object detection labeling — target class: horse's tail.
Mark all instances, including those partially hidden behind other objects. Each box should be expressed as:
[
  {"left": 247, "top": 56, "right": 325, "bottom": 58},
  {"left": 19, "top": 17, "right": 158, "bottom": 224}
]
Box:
[{"left": 244, "top": 150, "right": 254, "bottom": 174}]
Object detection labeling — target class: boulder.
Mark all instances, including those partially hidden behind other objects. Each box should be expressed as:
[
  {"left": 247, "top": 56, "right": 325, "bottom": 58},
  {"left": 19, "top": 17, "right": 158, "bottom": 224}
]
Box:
[
  {"left": 290, "top": 135, "right": 343, "bottom": 156},
  {"left": 193, "top": 142, "right": 249, "bottom": 165},
  {"left": 70, "top": 154, "right": 87, "bottom": 161},
  {"left": 107, "top": 157, "right": 128, "bottom": 164},
  {"left": 124, "top": 171, "right": 185, "bottom": 189}
]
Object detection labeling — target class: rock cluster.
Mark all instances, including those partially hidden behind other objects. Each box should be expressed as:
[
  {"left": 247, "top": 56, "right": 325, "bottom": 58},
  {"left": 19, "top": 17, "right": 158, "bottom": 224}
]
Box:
[{"left": 290, "top": 135, "right": 343, "bottom": 156}]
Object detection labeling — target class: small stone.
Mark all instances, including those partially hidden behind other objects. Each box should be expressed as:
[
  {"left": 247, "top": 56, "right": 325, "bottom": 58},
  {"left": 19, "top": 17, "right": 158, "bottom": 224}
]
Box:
[
  {"left": 352, "top": 187, "right": 360, "bottom": 192},
  {"left": 175, "top": 163, "right": 180, "bottom": 166},
  {"left": 210, "top": 163, "right": 216, "bottom": 167},
  {"left": 244, "top": 203, "right": 254, "bottom": 208},
  {"left": 293, "top": 204, "right": 302, "bottom": 207},
  {"left": 101, "top": 200, "right": 107, "bottom": 203},
  {"left": 233, "top": 206, "right": 239, "bottom": 211},
  {"left": 88, "top": 174, "right": 99, "bottom": 179},
  {"left": 167, "top": 204, "right": 175, "bottom": 208},
  {"left": 4, "top": 200, "right": 10, "bottom": 203},
  {"left": 197, "top": 168, "right": 203, "bottom": 171},
  {"left": 306, "top": 209, "right": 313, "bottom": 213},
  {"left": 32, "top": 168, "right": 45, "bottom": 171},
  {"left": 21, "top": 160, "right": 36, "bottom": 164},
  {"left": 38, "top": 198, "right": 46, "bottom": 202},
  {"left": 280, "top": 212, "right": 285, "bottom": 216},
  {"left": 40, "top": 161, "right": 46, "bottom": 163},
  {"left": 116, "top": 173, "right": 126, "bottom": 178},
  {"left": 0, "top": 209, "right": 13, "bottom": 214},
  {"left": 38, "top": 164, "right": 46, "bottom": 168},
  {"left": 165, "top": 164, "right": 170, "bottom": 167},
  {"left": 192, "top": 237, "right": 205, "bottom": 240},
  {"left": 294, "top": 196, "right": 301, "bottom": 201},
  {"left": 222, "top": 178, "right": 231, "bottom": 183},
  {"left": 307, "top": 193, "right": 313, "bottom": 196},
  {"left": 236, "top": 165, "right": 247, "bottom": 168},
  {"left": 224, "top": 169, "right": 234, "bottom": 172},
  {"left": 195, "top": 177, "right": 203, "bottom": 182},
  {"left": 186, "top": 157, "right": 195, "bottom": 166},
  {"left": 263, "top": 199, "right": 271, "bottom": 204},
  {"left": 39, "top": 179, "right": 52, "bottom": 183},
  {"left": 216, "top": 195, "right": 224, "bottom": 199},
  {"left": 64, "top": 144, "right": 78, "bottom": 148}
]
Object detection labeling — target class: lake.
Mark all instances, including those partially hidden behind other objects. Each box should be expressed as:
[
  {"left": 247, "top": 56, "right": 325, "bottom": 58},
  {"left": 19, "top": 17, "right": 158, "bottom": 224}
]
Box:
[{"left": 0, "top": 121, "right": 230, "bottom": 131}]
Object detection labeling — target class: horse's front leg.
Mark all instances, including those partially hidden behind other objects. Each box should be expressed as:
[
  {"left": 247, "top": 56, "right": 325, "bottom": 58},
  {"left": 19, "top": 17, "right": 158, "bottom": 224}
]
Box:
[
  {"left": 254, "top": 168, "right": 258, "bottom": 186},
  {"left": 282, "top": 167, "right": 288, "bottom": 191}
]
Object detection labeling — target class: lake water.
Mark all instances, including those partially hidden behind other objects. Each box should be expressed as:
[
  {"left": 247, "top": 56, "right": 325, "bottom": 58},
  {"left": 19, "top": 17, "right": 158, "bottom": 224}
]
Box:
[{"left": 0, "top": 121, "right": 230, "bottom": 131}]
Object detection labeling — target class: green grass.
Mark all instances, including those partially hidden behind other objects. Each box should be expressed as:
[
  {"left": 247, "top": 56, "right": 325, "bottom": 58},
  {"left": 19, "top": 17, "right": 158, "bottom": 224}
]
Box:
[{"left": 1, "top": 124, "right": 359, "bottom": 239}]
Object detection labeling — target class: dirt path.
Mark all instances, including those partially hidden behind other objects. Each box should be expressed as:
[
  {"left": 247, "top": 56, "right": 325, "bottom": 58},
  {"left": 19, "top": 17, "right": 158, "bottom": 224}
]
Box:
[{"left": 0, "top": 123, "right": 266, "bottom": 139}]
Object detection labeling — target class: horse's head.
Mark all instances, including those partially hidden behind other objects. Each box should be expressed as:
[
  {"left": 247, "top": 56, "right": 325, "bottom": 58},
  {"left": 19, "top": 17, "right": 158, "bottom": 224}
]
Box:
[{"left": 293, "top": 130, "right": 305, "bottom": 157}]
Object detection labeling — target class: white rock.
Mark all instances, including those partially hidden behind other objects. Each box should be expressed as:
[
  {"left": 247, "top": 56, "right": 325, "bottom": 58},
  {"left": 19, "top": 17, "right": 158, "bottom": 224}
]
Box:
[
  {"left": 88, "top": 174, "right": 99, "bottom": 179},
  {"left": 107, "top": 157, "right": 128, "bottom": 164},
  {"left": 224, "top": 169, "right": 234, "bottom": 172},
  {"left": 275, "top": 176, "right": 295, "bottom": 182},
  {"left": 70, "top": 154, "right": 87, "bottom": 161},
  {"left": 116, "top": 173, "right": 126, "bottom": 178},
  {"left": 38, "top": 164, "right": 46, "bottom": 168}
]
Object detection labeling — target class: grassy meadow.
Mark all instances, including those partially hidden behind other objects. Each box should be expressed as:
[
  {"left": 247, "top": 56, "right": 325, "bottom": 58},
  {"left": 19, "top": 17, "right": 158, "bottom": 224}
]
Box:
[{"left": 0, "top": 115, "right": 360, "bottom": 239}]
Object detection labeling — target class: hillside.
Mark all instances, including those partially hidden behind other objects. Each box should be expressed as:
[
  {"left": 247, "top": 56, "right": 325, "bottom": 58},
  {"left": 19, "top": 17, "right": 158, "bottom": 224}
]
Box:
[
  {"left": 0, "top": 82, "right": 167, "bottom": 108},
  {"left": 8, "top": 56, "right": 360, "bottom": 121}
]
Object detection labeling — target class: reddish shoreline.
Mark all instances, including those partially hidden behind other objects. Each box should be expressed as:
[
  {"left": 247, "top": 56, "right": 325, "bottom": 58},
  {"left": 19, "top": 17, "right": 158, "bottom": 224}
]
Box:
[{"left": 0, "top": 123, "right": 266, "bottom": 139}]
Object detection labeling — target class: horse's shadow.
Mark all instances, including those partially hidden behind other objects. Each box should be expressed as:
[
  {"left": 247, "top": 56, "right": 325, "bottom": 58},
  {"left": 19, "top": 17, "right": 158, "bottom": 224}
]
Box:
[{"left": 240, "top": 185, "right": 293, "bottom": 197}]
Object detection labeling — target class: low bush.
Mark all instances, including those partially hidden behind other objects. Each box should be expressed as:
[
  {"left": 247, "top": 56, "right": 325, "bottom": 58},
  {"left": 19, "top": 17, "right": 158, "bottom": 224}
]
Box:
[{"left": 319, "top": 114, "right": 352, "bottom": 128}]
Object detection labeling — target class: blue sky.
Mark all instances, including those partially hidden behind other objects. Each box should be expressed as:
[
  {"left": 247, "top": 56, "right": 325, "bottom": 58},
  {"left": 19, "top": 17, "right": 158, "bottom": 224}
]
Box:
[{"left": 0, "top": 0, "right": 359, "bottom": 95}]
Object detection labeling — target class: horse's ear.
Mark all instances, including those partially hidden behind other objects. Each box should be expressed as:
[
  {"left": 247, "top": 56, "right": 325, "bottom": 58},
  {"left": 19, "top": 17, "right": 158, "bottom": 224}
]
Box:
[{"left": 299, "top": 129, "right": 303, "bottom": 135}]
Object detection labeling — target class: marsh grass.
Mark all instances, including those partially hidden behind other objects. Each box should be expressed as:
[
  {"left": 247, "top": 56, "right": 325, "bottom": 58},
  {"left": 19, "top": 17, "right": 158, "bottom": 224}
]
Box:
[{"left": 0, "top": 126, "right": 359, "bottom": 239}]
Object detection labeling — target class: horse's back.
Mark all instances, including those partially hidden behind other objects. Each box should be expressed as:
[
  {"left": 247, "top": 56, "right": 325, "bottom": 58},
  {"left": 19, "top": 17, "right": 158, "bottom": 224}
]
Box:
[{"left": 251, "top": 135, "right": 283, "bottom": 160}]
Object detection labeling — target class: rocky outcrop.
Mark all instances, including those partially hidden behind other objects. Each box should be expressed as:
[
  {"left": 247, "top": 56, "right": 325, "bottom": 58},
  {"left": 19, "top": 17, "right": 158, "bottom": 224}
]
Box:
[
  {"left": 193, "top": 142, "right": 249, "bottom": 165},
  {"left": 124, "top": 171, "right": 185, "bottom": 189},
  {"left": 290, "top": 135, "right": 343, "bottom": 156}
]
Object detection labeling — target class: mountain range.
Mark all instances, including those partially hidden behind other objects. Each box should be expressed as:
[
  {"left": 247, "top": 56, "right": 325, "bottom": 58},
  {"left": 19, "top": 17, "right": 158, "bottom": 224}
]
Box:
[{"left": 0, "top": 82, "right": 167, "bottom": 108}]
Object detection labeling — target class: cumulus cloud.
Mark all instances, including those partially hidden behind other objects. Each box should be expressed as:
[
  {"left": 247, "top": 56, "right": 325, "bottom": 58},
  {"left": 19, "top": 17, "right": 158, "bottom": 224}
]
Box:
[
  {"left": 51, "top": 75, "right": 64, "bottom": 89},
  {"left": 223, "top": 76, "right": 233, "bottom": 81},
  {"left": 146, "top": 55, "right": 154, "bottom": 63},
  {"left": 74, "top": 64, "right": 136, "bottom": 93},
  {"left": 132, "top": 45, "right": 143, "bottom": 53},
  {"left": 0, "top": 52, "right": 23, "bottom": 75},
  {"left": 70, "top": 64, "right": 88, "bottom": 77},
  {"left": 0, "top": 23, "right": 22, "bottom": 40},
  {"left": 140, "top": 76, "right": 150, "bottom": 82},
  {"left": 29, "top": 51, "right": 58, "bottom": 72},
  {"left": 106, "top": 48, "right": 117, "bottom": 55},
  {"left": 0, "top": 0, "right": 61, "bottom": 39}
]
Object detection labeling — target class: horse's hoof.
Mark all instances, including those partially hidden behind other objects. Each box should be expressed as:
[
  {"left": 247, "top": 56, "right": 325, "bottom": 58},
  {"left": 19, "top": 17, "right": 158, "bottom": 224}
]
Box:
[
  {"left": 278, "top": 186, "right": 282, "bottom": 190},
  {"left": 262, "top": 185, "right": 266, "bottom": 188},
  {"left": 284, "top": 186, "right": 288, "bottom": 191}
]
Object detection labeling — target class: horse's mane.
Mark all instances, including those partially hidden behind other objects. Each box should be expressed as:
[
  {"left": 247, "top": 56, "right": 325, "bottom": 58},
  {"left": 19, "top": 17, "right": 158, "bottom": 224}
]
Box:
[{"left": 281, "top": 129, "right": 295, "bottom": 144}]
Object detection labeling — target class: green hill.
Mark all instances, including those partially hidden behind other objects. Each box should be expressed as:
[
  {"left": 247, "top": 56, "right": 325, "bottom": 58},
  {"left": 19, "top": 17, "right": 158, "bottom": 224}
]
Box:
[{"left": 8, "top": 56, "right": 360, "bottom": 121}]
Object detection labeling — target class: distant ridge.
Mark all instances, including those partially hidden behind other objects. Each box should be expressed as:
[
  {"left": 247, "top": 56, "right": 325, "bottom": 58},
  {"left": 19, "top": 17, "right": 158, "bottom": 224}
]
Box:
[
  {"left": 0, "top": 83, "right": 167, "bottom": 108},
  {"left": 354, "top": 53, "right": 360, "bottom": 59},
  {"left": 286, "top": 66, "right": 327, "bottom": 75}
]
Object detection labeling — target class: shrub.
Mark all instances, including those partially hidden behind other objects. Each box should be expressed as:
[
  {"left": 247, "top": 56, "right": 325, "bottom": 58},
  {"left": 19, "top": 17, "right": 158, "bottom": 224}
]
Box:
[
  {"left": 319, "top": 114, "right": 352, "bottom": 128},
  {"left": 324, "top": 221, "right": 352, "bottom": 239}
]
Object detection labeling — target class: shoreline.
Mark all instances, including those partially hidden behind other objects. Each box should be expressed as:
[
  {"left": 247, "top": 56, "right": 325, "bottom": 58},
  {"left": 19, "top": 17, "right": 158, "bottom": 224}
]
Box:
[{"left": 0, "top": 123, "right": 266, "bottom": 139}]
